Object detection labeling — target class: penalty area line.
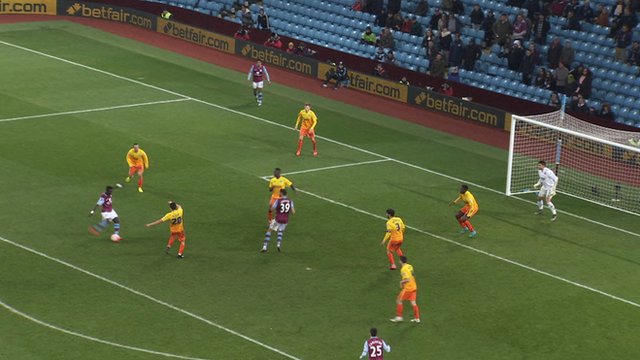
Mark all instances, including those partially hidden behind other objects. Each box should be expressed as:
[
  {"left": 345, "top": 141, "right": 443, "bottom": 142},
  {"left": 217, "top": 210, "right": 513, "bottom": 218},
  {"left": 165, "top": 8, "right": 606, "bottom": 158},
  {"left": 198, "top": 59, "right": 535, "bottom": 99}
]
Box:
[
  {"left": 259, "top": 158, "right": 391, "bottom": 179},
  {"left": 0, "top": 98, "right": 190, "bottom": 123},
  {"left": 0, "top": 235, "right": 302, "bottom": 360},
  {"left": 258, "top": 177, "right": 640, "bottom": 310},
  {"left": 0, "top": 298, "right": 211, "bottom": 360}
]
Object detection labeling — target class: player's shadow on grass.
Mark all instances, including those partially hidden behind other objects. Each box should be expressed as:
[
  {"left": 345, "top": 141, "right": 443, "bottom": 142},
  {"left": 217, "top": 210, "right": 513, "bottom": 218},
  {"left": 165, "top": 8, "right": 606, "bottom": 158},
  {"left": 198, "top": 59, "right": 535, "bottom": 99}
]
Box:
[{"left": 484, "top": 209, "right": 640, "bottom": 267}]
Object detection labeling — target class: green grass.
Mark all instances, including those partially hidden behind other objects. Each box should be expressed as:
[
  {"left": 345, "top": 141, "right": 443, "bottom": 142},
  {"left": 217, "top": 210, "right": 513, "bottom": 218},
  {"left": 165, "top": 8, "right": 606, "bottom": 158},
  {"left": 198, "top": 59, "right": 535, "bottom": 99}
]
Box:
[{"left": 1, "top": 20, "right": 639, "bottom": 359}]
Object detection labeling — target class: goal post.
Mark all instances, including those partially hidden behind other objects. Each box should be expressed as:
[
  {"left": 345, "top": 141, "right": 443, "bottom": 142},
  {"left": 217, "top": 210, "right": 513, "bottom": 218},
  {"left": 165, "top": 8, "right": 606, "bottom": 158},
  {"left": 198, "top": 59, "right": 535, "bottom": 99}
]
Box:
[{"left": 506, "top": 110, "right": 640, "bottom": 216}]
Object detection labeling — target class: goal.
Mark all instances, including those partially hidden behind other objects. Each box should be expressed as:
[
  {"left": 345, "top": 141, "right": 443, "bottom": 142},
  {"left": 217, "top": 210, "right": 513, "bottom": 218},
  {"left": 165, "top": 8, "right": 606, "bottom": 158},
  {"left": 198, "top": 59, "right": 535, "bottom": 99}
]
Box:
[{"left": 506, "top": 110, "right": 640, "bottom": 216}]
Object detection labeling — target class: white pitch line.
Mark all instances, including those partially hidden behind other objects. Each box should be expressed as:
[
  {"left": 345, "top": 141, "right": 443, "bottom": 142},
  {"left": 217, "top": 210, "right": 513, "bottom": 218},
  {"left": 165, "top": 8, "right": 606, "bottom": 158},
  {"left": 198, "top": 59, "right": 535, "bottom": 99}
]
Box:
[
  {"left": 260, "top": 159, "right": 391, "bottom": 179},
  {"left": 0, "top": 98, "right": 190, "bottom": 123},
  {"left": 0, "top": 299, "right": 211, "bottom": 360},
  {"left": 0, "top": 236, "right": 301, "bottom": 360},
  {"left": 4, "top": 39, "right": 633, "bottom": 240},
  {"left": 260, "top": 179, "right": 640, "bottom": 309}
]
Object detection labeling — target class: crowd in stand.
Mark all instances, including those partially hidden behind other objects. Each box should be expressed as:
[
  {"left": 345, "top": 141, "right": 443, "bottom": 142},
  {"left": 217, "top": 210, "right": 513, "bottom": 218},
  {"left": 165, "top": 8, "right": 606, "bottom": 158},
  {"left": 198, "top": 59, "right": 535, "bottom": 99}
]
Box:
[{"left": 355, "top": 0, "right": 640, "bottom": 122}]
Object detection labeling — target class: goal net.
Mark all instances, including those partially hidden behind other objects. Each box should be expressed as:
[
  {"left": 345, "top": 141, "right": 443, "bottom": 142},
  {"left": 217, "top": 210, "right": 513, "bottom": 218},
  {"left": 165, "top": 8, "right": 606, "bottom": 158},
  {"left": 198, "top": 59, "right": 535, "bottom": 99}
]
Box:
[{"left": 506, "top": 110, "right": 640, "bottom": 216}]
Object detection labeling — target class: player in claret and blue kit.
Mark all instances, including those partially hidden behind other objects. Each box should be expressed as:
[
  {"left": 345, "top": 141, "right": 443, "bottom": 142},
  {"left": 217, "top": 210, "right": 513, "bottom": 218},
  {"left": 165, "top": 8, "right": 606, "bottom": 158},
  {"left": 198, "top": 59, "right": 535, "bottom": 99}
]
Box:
[
  {"left": 88, "top": 186, "right": 121, "bottom": 239},
  {"left": 261, "top": 189, "right": 295, "bottom": 253},
  {"left": 247, "top": 60, "right": 271, "bottom": 106},
  {"left": 359, "top": 327, "right": 391, "bottom": 360}
]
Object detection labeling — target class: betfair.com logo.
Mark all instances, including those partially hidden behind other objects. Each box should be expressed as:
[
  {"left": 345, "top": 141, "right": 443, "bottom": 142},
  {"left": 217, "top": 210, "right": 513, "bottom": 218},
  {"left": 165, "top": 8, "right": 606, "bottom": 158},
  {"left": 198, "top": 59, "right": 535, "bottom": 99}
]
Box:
[
  {"left": 157, "top": 19, "right": 233, "bottom": 54},
  {"left": 65, "top": 3, "right": 154, "bottom": 29},
  {"left": 241, "top": 44, "right": 252, "bottom": 56}
]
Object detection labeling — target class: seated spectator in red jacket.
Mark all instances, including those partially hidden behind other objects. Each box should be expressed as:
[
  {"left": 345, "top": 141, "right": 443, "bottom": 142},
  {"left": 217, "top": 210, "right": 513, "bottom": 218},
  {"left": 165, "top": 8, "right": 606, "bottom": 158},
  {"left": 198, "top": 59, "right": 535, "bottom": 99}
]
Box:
[
  {"left": 372, "top": 63, "right": 387, "bottom": 78},
  {"left": 352, "top": 0, "right": 363, "bottom": 11},
  {"left": 285, "top": 42, "right": 295, "bottom": 53},
  {"left": 234, "top": 27, "right": 250, "bottom": 40},
  {"left": 440, "top": 82, "right": 454, "bottom": 96},
  {"left": 401, "top": 15, "right": 414, "bottom": 33},
  {"left": 264, "top": 33, "right": 283, "bottom": 49},
  {"left": 295, "top": 43, "right": 317, "bottom": 57}
]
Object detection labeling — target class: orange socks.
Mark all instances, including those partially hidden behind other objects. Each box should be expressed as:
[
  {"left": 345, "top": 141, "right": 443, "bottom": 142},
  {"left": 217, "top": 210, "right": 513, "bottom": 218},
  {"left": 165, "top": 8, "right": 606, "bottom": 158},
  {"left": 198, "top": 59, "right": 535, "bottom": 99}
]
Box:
[
  {"left": 296, "top": 140, "right": 303, "bottom": 153},
  {"left": 178, "top": 241, "right": 186, "bottom": 256},
  {"left": 396, "top": 303, "right": 403, "bottom": 317},
  {"left": 138, "top": 177, "right": 143, "bottom": 188},
  {"left": 312, "top": 140, "right": 317, "bottom": 152},
  {"left": 413, "top": 304, "right": 420, "bottom": 319},
  {"left": 463, "top": 220, "right": 475, "bottom": 232}
]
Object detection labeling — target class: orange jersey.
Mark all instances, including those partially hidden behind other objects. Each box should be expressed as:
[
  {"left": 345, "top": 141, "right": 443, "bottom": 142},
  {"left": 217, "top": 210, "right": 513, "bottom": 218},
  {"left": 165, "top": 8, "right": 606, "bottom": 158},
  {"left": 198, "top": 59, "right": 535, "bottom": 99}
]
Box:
[
  {"left": 161, "top": 206, "right": 184, "bottom": 233},
  {"left": 454, "top": 191, "right": 479, "bottom": 217},
  {"left": 295, "top": 109, "right": 318, "bottom": 130},
  {"left": 126, "top": 148, "right": 149, "bottom": 168},
  {"left": 400, "top": 263, "right": 417, "bottom": 291},
  {"left": 386, "top": 216, "right": 405, "bottom": 242},
  {"left": 268, "top": 176, "right": 293, "bottom": 199}
]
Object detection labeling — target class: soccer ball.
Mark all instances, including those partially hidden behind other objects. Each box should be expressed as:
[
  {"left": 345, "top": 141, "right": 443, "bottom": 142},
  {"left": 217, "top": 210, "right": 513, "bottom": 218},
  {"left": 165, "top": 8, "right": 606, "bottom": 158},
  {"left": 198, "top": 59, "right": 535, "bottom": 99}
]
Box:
[{"left": 110, "top": 234, "right": 122, "bottom": 242}]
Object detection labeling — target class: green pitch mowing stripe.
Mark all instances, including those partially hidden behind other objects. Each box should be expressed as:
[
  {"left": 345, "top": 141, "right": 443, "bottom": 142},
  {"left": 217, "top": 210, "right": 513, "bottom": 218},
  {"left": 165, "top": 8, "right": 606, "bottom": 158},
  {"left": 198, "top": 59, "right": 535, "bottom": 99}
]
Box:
[{"left": 1, "top": 20, "right": 640, "bottom": 359}]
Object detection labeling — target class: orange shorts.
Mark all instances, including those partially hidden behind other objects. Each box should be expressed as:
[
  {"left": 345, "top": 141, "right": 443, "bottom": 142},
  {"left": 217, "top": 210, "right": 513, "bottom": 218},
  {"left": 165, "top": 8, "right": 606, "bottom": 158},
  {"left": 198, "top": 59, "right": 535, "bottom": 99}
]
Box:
[
  {"left": 169, "top": 231, "right": 186, "bottom": 242},
  {"left": 299, "top": 128, "right": 315, "bottom": 139},
  {"left": 387, "top": 241, "right": 403, "bottom": 252},
  {"left": 398, "top": 289, "right": 417, "bottom": 301},
  {"left": 461, "top": 205, "right": 478, "bottom": 217},
  {"left": 129, "top": 165, "right": 144, "bottom": 174}
]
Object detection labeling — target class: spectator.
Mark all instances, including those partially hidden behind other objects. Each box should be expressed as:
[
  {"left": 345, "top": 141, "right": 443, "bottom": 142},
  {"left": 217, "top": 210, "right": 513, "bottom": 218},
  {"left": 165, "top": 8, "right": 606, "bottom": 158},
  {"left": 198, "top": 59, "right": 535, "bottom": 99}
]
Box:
[
  {"left": 296, "top": 43, "right": 316, "bottom": 57},
  {"left": 521, "top": 49, "right": 536, "bottom": 85},
  {"left": 365, "top": 0, "right": 384, "bottom": 15},
  {"left": 452, "top": 0, "right": 465, "bottom": 15},
  {"left": 401, "top": 15, "right": 413, "bottom": 33},
  {"left": 482, "top": 10, "right": 496, "bottom": 48},
  {"left": 448, "top": 67, "right": 460, "bottom": 82},
  {"left": 388, "top": 0, "right": 401, "bottom": 14},
  {"left": 571, "top": 95, "right": 589, "bottom": 113},
  {"left": 375, "top": 46, "right": 386, "bottom": 61},
  {"left": 449, "top": 32, "right": 464, "bottom": 67},
  {"left": 264, "top": 33, "right": 282, "bottom": 49},
  {"left": 399, "top": 76, "right": 410, "bottom": 85},
  {"left": 234, "top": 27, "right": 250, "bottom": 40},
  {"left": 561, "top": 40, "right": 575, "bottom": 67},
  {"left": 226, "top": 6, "right": 237, "bottom": 20},
  {"left": 352, "top": 0, "right": 363, "bottom": 11},
  {"left": 438, "top": 12, "right": 449, "bottom": 31},
  {"left": 429, "top": 9, "right": 442, "bottom": 30},
  {"left": 493, "top": 13, "right": 514, "bottom": 47},
  {"left": 574, "top": 67, "right": 593, "bottom": 99},
  {"left": 411, "top": 16, "right": 423, "bottom": 36},
  {"left": 535, "top": 68, "right": 551, "bottom": 88},
  {"left": 241, "top": 6, "right": 254, "bottom": 28},
  {"left": 285, "top": 42, "right": 295, "bottom": 54},
  {"left": 526, "top": 1, "right": 542, "bottom": 21},
  {"left": 443, "top": 0, "right": 454, "bottom": 13},
  {"left": 439, "top": 27, "right": 453, "bottom": 62},
  {"left": 440, "top": 82, "right": 455, "bottom": 96},
  {"left": 422, "top": 28, "right": 437, "bottom": 48},
  {"left": 615, "top": 25, "right": 632, "bottom": 62},
  {"left": 322, "top": 61, "right": 349, "bottom": 89},
  {"left": 391, "top": 12, "right": 404, "bottom": 31},
  {"left": 470, "top": 4, "right": 485, "bottom": 29},
  {"left": 532, "top": 13, "right": 551, "bottom": 45},
  {"left": 594, "top": 4, "right": 609, "bottom": 26},
  {"left": 528, "top": 43, "right": 540, "bottom": 66},
  {"left": 512, "top": 13, "right": 529, "bottom": 41},
  {"left": 373, "top": 63, "right": 387, "bottom": 77},
  {"left": 550, "top": 0, "right": 569, "bottom": 17},
  {"left": 361, "top": 26, "right": 378, "bottom": 45},
  {"left": 547, "top": 37, "right": 563, "bottom": 69},
  {"left": 598, "top": 103, "right": 615, "bottom": 121},
  {"left": 554, "top": 61, "right": 570, "bottom": 93},
  {"left": 563, "top": 11, "right": 581, "bottom": 30},
  {"left": 376, "top": 8, "right": 388, "bottom": 27},
  {"left": 256, "top": 8, "right": 270, "bottom": 30},
  {"left": 425, "top": 40, "right": 440, "bottom": 62},
  {"left": 577, "top": 0, "right": 595, "bottom": 22},
  {"left": 414, "top": 0, "right": 429, "bottom": 16},
  {"left": 462, "top": 38, "right": 482, "bottom": 70},
  {"left": 546, "top": 69, "right": 557, "bottom": 89},
  {"left": 448, "top": 13, "right": 462, "bottom": 33},
  {"left": 563, "top": 0, "right": 580, "bottom": 17},
  {"left": 386, "top": 50, "right": 397, "bottom": 64},
  {"left": 620, "top": 7, "right": 638, "bottom": 29},
  {"left": 506, "top": 40, "right": 525, "bottom": 71},
  {"left": 628, "top": 41, "right": 640, "bottom": 66},
  {"left": 548, "top": 92, "right": 561, "bottom": 107},
  {"left": 380, "top": 27, "right": 395, "bottom": 49},
  {"left": 429, "top": 53, "right": 447, "bottom": 78}
]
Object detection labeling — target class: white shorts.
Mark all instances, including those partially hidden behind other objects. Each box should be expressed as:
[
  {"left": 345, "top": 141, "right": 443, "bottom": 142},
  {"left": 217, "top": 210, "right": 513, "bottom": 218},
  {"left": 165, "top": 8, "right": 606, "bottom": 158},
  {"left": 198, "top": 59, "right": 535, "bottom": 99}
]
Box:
[
  {"left": 101, "top": 210, "right": 118, "bottom": 221},
  {"left": 538, "top": 187, "right": 556, "bottom": 199},
  {"left": 252, "top": 81, "right": 264, "bottom": 89},
  {"left": 269, "top": 220, "right": 288, "bottom": 232}
]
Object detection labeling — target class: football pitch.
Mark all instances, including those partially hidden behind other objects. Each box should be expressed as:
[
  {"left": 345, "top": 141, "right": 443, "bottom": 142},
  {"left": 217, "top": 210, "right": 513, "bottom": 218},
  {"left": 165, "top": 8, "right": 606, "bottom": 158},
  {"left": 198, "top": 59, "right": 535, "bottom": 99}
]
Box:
[{"left": 1, "top": 20, "right": 640, "bottom": 359}]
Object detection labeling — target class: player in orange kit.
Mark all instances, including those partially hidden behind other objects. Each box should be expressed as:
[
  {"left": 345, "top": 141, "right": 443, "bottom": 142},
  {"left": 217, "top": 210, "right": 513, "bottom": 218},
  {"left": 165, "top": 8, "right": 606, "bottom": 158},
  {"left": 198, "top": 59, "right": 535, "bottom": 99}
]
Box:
[
  {"left": 450, "top": 184, "right": 479, "bottom": 238},
  {"left": 125, "top": 143, "right": 149, "bottom": 193},
  {"left": 294, "top": 103, "right": 318, "bottom": 157},
  {"left": 267, "top": 168, "right": 296, "bottom": 222},
  {"left": 381, "top": 209, "right": 405, "bottom": 270},
  {"left": 145, "top": 201, "right": 186, "bottom": 258},
  {"left": 390, "top": 256, "right": 421, "bottom": 323}
]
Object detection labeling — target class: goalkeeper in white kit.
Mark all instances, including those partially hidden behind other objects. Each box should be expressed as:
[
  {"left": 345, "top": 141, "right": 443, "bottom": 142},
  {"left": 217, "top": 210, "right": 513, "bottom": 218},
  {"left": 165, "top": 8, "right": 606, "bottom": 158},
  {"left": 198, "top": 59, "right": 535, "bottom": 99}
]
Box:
[{"left": 533, "top": 160, "right": 559, "bottom": 221}]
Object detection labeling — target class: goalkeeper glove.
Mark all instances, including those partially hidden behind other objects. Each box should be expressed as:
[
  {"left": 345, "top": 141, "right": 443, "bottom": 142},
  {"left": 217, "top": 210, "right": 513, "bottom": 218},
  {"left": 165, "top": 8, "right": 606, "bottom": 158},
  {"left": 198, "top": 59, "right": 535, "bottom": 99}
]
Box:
[{"left": 533, "top": 183, "right": 540, "bottom": 189}]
